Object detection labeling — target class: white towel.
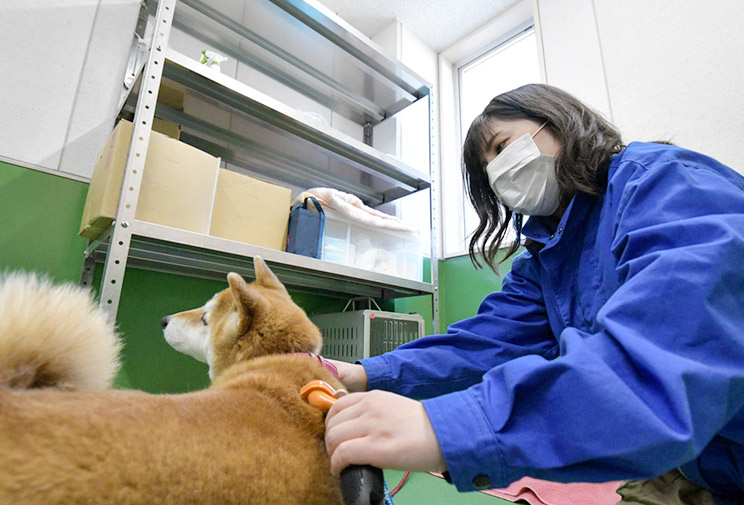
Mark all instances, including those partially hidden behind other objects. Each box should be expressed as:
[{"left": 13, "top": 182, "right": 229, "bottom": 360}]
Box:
[{"left": 293, "top": 188, "right": 417, "bottom": 234}]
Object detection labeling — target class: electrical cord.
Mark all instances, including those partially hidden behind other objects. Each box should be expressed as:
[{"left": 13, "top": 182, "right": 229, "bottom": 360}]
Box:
[{"left": 389, "top": 471, "right": 410, "bottom": 497}]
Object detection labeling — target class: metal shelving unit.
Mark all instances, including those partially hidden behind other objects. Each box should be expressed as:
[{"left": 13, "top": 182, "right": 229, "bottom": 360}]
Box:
[{"left": 82, "top": 0, "right": 440, "bottom": 331}]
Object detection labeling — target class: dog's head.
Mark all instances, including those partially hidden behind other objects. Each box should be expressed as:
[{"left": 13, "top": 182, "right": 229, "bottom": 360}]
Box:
[{"left": 161, "top": 256, "right": 322, "bottom": 379}]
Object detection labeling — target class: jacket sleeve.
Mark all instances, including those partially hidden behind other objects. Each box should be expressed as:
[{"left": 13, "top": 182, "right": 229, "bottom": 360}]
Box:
[
  {"left": 423, "top": 155, "right": 744, "bottom": 491},
  {"left": 360, "top": 250, "right": 559, "bottom": 399}
]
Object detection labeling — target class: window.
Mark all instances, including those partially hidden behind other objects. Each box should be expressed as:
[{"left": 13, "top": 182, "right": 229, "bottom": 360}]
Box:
[
  {"left": 440, "top": 11, "right": 542, "bottom": 258},
  {"left": 459, "top": 29, "right": 541, "bottom": 140},
  {"left": 457, "top": 28, "right": 541, "bottom": 253}
]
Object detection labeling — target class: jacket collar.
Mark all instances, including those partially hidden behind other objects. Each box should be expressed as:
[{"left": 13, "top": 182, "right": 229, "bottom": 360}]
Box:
[{"left": 521, "top": 192, "right": 596, "bottom": 252}]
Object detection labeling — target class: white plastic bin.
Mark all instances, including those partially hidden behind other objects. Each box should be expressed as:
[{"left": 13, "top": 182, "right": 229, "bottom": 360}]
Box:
[{"left": 320, "top": 208, "right": 423, "bottom": 281}]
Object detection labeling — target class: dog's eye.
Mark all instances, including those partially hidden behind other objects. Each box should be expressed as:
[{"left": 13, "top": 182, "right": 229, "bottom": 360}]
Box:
[{"left": 201, "top": 314, "right": 208, "bottom": 326}]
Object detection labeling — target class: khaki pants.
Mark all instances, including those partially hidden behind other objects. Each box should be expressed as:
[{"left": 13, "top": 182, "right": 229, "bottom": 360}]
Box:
[{"left": 616, "top": 469, "right": 717, "bottom": 505}]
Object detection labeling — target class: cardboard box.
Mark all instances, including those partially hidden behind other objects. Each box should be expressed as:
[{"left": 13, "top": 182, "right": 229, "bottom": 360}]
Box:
[
  {"left": 152, "top": 117, "right": 181, "bottom": 139},
  {"left": 209, "top": 169, "right": 291, "bottom": 251},
  {"left": 152, "top": 83, "right": 184, "bottom": 139},
  {"left": 158, "top": 83, "right": 185, "bottom": 111},
  {"left": 80, "top": 120, "right": 220, "bottom": 239}
]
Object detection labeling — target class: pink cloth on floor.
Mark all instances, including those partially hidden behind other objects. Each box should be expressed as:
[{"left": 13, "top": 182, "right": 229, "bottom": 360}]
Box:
[
  {"left": 431, "top": 473, "right": 621, "bottom": 505},
  {"left": 482, "top": 477, "right": 621, "bottom": 505}
]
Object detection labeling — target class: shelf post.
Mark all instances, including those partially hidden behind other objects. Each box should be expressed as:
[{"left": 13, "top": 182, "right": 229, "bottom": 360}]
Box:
[
  {"left": 428, "top": 91, "right": 441, "bottom": 334},
  {"left": 99, "top": 0, "right": 177, "bottom": 318}
]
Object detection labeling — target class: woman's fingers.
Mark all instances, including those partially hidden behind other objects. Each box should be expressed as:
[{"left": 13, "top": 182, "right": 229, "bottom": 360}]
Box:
[
  {"left": 325, "top": 394, "right": 369, "bottom": 457},
  {"left": 324, "top": 390, "right": 447, "bottom": 476},
  {"left": 330, "top": 436, "right": 380, "bottom": 475},
  {"left": 326, "top": 391, "right": 367, "bottom": 429},
  {"left": 325, "top": 360, "right": 368, "bottom": 392}
]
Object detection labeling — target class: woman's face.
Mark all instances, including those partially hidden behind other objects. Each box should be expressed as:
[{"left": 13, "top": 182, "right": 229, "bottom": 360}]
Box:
[{"left": 482, "top": 117, "right": 562, "bottom": 165}]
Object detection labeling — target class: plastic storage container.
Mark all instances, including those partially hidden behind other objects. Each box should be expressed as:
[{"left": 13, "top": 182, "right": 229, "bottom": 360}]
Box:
[{"left": 320, "top": 207, "right": 423, "bottom": 281}]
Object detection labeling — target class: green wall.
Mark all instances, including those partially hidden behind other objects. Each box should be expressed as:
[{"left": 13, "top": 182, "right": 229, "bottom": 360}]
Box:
[
  {"left": 1, "top": 162, "right": 514, "bottom": 504},
  {"left": 0, "top": 161, "right": 515, "bottom": 391},
  {"left": 0, "top": 161, "right": 349, "bottom": 393},
  {"left": 101, "top": 267, "right": 347, "bottom": 392},
  {"left": 395, "top": 251, "right": 514, "bottom": 336},
  {"left": 0, "top": 161, "right": 89, "bottom": 282}
]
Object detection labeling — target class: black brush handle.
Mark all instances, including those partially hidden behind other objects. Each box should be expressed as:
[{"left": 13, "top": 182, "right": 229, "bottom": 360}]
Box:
[{"left": 340, "top": 464, "right": 385, "bottom": 505}]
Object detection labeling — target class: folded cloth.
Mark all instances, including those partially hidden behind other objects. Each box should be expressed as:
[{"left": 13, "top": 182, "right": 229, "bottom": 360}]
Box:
[
  {"left": 431, "top": 473, "right": 621, "bottom": 505},
  {"left": 484, "top": 477, "right": 621, "bottom": 505},
  {"left": 292, "top": 188, "right": 417, "bottom": 234}
]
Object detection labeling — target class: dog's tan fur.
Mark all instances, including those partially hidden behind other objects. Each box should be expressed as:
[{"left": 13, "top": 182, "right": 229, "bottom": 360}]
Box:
[
  {"left": 0, "top": 272, "right": 121, "bottom": 391},
  {"left": 0, "top": 258, "right": 344, "bottom": 505}
]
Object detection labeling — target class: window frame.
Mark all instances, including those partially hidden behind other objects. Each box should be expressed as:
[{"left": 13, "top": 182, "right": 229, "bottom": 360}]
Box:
[{"left": 438, "top": 0, "right": 544, "bottom": 259}]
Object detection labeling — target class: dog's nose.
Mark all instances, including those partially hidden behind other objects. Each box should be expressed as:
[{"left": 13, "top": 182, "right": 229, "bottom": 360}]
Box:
[{"left": 161, "top": 316, "right": 170, "bottom": 330}]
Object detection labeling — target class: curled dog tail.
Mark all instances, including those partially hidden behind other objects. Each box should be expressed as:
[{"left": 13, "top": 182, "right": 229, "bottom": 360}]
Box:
[{"left": 0, "top": 271, "right": 121, "bottom": 391}]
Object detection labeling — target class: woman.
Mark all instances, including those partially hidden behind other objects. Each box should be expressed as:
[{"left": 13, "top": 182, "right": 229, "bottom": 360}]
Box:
[{"left": 325, "top": 84, "right": 744, "bottom": 505}]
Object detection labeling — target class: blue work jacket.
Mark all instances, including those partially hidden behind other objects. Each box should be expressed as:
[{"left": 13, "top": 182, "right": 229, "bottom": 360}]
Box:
[{"left": 360, "top": 142, "right": 744, "bottom": 503}]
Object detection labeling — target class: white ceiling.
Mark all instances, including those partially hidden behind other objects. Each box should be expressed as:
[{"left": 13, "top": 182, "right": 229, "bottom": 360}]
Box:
[{"left": 317, "top": 0, "right": 521, "bottom": 53}]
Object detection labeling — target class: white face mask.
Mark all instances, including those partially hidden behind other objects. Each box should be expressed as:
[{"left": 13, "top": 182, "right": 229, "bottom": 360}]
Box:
[{"left": 485, "top": 122, "right": 560, "bottom": 216}]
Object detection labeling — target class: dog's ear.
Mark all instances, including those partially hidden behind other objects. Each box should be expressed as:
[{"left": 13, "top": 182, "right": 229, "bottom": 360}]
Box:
[
  {"left": 227, "top": 272, "right": 268, "bottom": 335},
  {"left": 253, "top": 256, "right": 287, "bottom": 293}
]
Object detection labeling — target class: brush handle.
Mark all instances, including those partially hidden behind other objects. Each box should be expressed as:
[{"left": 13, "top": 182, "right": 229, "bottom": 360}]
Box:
[
  {"left": 340, "top": 464, "right": 385, "bottom": 505},
  {"left": 299, "top": 381, "right": 384, "bottom": 504}
]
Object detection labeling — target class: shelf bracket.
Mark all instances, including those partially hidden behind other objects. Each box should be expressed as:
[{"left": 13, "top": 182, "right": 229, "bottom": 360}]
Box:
[
  {"left": 117, "top": 1, "right": 154, "bottom": 112},
  {"left": 363, "top": 122, "right": 373, "bottom": 146},
  {"left": 80, "top": 254, "right": 96, "bottom": 290}
]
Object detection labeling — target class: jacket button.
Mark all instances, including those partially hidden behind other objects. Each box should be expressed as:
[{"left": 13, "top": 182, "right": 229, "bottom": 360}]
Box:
[{"left": 472, "top": 474, "right": 491, "bottom": 489}]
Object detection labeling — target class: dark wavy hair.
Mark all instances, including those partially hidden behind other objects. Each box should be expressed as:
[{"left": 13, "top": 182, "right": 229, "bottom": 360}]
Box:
[{"left": 462, "top": 84, "right": 624, "bottom": 271}]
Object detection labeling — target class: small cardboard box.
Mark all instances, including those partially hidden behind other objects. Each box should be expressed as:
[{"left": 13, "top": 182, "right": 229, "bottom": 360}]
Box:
[
  {"left": 152, "top": 83, "right": 184, "bottom": 139},
  {"left": 158, "top": 83, "right": 185, "bottom": 111},
  {"left": 79, "top": 120, "right": 220, "bottom": 239},
  {"left": 209, "top": 169, "right": 291, "bottom": 251},
  {"left": 152, "top": 117, "right": 181, "bottom": 139}
]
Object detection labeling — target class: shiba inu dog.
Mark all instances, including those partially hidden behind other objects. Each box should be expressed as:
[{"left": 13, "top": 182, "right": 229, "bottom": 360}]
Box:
[{"left": 0, "top": 257, "right": 345, "bottom": 504}]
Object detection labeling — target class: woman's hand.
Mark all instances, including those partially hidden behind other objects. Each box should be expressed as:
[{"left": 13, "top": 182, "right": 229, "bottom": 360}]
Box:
[
  {"left": 325, "top": 389, "right": 447, "bottom": 476},
  {"left": 327, "top": 359, "right": 368, "bottom": 392}
]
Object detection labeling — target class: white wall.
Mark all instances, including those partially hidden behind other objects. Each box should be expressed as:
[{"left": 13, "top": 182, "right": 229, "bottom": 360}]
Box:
[
  {"left": 369, "top": 20, "right": 438, "bottom": 248},
  {"left": 435, "top": 0, "right": 744, "bottom": 256},
  {"left": 535, "top": 0, "right": 610, "bottom": 118},
  {"left": 370, "top": 20, "right": 437, "bottom": 177},
  {"left": 536, "top": 0, "right": 744, "bottom": 171},
  {"left": 6, "top": 1, "right": 739, "bottom": 195},
  {"left": 0, "top": 0, "right": 140, "bottom": 180}
]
